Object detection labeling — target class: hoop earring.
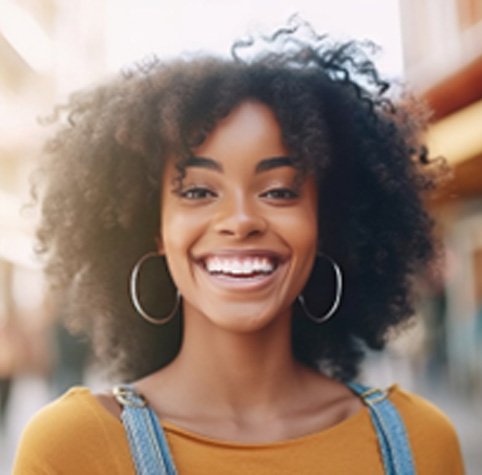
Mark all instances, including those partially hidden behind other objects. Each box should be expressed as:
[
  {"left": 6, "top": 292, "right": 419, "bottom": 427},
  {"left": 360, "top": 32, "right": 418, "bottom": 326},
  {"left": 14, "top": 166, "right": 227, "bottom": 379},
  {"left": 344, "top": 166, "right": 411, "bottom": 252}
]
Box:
[
  {"left": 297, "top": 254, "right": 342, "bottom": 324},
  {"left": 130, "top": 252, "right": 180, "bottom": 325}
]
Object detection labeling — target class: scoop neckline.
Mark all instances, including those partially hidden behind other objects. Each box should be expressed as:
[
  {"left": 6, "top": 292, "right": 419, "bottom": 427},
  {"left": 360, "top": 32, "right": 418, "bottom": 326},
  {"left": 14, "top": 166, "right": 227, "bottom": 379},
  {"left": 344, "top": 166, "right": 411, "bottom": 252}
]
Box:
[
  {"left": 76, "top": 385, "right": 386, "bottom": 449},
  {"left": 158, "top": 406, "right": 369, "bottom": 449}
]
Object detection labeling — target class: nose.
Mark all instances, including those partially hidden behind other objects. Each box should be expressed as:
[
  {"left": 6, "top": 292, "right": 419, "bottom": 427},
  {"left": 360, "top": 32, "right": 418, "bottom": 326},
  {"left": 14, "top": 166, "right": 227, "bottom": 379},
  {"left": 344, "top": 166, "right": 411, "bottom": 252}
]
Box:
[{"left": 213, "top": 194, "right": 267, "bottom": 239}]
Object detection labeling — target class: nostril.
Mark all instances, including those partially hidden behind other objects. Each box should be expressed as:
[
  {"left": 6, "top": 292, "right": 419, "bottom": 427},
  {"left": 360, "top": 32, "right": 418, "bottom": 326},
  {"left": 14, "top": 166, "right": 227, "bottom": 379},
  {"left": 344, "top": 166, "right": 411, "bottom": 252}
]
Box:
[{"left": 214, "top": 214, "right": 268, "bottom": 238}]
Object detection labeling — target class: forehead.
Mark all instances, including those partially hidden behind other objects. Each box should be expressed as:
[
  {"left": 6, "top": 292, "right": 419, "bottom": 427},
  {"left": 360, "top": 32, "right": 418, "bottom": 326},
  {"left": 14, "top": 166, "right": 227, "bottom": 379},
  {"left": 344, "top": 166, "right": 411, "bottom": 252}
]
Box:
[
  {"left": 193, "top": 100, "right": 287, "bottom": 160},
  {"left": 163, "top": 99, "right": 310, "bottom": 183}
]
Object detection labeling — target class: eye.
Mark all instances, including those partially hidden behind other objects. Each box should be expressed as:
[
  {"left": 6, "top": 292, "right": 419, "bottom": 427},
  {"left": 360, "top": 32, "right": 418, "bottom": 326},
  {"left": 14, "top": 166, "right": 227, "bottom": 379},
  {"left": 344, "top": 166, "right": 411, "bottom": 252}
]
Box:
[
  {"left": 261, "top": 188, "right": 299, "bottom": 200},
  {"left": 179, "top": 186, "right": 217, "bottom": 200}
]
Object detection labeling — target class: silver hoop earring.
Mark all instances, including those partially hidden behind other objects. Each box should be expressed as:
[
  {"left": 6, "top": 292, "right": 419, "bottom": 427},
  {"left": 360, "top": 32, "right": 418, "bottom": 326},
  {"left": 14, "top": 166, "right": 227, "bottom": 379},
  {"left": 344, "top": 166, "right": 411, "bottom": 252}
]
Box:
[
  {"left": 130, "top": 252, "right": 180, "bottom": 325},
  {"left": 298, "top": 254, "right": 342, "bottom": 324}
]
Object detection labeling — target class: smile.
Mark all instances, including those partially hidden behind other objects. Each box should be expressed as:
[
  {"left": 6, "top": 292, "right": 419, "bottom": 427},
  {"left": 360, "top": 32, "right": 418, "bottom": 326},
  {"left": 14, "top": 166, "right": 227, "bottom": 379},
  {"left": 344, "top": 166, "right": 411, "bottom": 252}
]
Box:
[
  {"left": 195, "top": 251, "right": 285, "bottom": 287},
  {"left": 204, "top": 255, "right": 277, "bottom": 277}
]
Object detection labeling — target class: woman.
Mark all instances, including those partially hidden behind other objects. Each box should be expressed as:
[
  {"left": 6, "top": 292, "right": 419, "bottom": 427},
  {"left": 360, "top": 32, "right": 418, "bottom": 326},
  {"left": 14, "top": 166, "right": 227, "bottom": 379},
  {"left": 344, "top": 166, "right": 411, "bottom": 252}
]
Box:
[{"left": 14, "top": 21, "right": 465, "bottom": 474}]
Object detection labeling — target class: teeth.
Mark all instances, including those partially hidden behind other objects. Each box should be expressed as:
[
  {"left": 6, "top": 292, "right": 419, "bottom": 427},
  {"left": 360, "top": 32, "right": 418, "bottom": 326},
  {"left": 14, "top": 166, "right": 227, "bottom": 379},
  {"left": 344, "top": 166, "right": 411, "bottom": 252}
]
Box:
[{"left": 205, "top": 256, "right": 275, "bottom": 275}]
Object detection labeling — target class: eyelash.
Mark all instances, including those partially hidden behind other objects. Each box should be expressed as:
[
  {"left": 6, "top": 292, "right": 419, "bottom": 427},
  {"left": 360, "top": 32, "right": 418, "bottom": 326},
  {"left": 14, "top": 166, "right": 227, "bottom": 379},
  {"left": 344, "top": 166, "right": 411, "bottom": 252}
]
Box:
[
  {"left": 178, "top": 186, "right": 217, "bottom": 200},
  {"left": 260, "top": 188, "right": 299, "bottom": 200},
  {"left": 177, "top": 186, "right": 299, "bottom": 201}
]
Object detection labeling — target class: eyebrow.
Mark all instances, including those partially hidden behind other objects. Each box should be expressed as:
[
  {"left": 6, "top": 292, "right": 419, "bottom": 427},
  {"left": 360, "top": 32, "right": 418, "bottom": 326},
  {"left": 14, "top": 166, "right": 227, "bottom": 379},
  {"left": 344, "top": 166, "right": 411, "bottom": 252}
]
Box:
[
  {"left": 255, "top": 156, "right": 295, "bottom": 173},
  {"left": 181, "top": 155, "right": 296, "bottom": 173}
]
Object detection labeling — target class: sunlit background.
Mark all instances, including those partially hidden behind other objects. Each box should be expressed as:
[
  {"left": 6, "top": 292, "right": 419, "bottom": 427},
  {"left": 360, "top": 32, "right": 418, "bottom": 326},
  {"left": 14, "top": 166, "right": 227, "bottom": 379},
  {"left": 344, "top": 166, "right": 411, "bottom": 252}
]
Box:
[{"left": 1, "top": 0, "right": 481, "bottom": 473}]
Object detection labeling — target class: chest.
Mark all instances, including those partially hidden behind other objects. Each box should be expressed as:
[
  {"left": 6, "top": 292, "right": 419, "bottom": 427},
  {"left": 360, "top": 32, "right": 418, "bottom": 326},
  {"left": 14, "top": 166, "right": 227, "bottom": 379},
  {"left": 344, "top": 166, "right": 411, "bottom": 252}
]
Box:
[{"left": 163, "top": 415, "right": 384, "bottom": 475}]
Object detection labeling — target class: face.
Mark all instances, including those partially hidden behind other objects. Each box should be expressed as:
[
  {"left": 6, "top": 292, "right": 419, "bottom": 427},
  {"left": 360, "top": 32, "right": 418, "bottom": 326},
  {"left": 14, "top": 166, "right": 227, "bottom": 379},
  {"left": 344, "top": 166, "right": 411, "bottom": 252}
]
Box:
[{"left": 159, "top": 100, "right": 318, "bottom": 333}]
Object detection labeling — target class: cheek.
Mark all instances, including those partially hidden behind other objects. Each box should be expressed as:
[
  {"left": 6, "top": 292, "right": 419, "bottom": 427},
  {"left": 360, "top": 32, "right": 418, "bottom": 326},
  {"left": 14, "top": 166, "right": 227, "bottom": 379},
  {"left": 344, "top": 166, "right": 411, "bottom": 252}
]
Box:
[
  {"left": 160, "top": 194, "right": 188, "bottom": 276},
  {"left": 272, "top": 206, "right": 318, "bottom": 282},
  {"left": 283, "top": 200, "right": 319, "bottom": 276},
  {"left": 275, "top": 200, "right": 318, "bottom": 248},
  {"left": 160, "top": 204, "right": 208, "bottom": 283},
  {"left": 162, "top": 211, "right": 196, "bottom": 256},
  {"left": 161, "top": 226, "right": 194, "bottom": 293}
]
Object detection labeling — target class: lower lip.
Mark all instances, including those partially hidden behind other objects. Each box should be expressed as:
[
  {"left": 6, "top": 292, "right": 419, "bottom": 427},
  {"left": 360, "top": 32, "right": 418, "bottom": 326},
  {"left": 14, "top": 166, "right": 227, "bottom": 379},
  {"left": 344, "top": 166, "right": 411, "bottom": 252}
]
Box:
[{"left": 196, "top": 264, "right": 283, "bottom": 292}]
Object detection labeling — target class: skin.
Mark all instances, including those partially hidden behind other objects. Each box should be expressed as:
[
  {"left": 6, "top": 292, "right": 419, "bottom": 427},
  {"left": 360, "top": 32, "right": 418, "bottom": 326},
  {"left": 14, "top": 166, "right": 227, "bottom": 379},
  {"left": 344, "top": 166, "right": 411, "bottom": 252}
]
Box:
[{"left": 98, "top": 100, "right": 362, "bottom": 442}]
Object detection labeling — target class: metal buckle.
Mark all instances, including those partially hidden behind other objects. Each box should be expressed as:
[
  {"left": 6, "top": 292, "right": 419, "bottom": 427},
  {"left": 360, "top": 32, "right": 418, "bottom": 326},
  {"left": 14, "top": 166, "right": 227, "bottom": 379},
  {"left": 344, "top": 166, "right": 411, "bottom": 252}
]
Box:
[
  {"left": 360, "top": 387, "right": 388, "bottom": 405},
  {"left": 113, "top": 385, "right": 147, "bottom": 408}
]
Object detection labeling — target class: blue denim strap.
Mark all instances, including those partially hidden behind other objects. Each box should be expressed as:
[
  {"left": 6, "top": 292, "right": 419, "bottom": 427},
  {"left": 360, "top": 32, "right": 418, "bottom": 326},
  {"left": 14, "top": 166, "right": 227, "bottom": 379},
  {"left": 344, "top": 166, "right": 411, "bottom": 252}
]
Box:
[
  {"left": 348, "top": 382, "right": 416, "bottom": 475},
  {"left": 113, "top": 385, "right": 177, "bottom": 475}
]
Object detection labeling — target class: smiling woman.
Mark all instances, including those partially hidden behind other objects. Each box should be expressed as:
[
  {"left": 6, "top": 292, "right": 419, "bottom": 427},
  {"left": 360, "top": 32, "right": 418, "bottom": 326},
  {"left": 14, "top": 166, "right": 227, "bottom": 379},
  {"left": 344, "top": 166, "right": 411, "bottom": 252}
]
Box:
[
  {"left": 14, "top": 18, "right": 465, "bottom": 475},
  {"left": 161, "top": 101, "right": 318, "bottom": 334}
]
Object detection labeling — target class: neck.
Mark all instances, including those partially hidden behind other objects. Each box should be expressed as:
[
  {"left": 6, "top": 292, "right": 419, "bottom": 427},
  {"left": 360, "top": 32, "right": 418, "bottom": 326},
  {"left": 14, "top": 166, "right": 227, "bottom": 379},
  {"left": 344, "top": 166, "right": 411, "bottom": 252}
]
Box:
[{"left": 165, "top": 307, "right": 305, "bottom": 416}]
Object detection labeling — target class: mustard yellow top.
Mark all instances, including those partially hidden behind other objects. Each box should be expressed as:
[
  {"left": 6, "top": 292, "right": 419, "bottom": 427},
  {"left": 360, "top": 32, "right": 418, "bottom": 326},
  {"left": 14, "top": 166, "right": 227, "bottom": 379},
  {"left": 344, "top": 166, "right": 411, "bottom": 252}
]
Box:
[{"left": 13, "top": 385, "right": 465, "bottom": 474}]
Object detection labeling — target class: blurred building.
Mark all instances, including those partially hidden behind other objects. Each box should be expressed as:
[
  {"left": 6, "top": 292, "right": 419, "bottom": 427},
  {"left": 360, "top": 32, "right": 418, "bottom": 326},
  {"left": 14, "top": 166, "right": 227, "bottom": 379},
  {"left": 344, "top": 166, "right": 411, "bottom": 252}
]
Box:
[
  {"left": 0, "top": 0, "right": 106, "bottom": 420},
  {"left": 400, "top": 0, "right": 482, "bottom": 394}
]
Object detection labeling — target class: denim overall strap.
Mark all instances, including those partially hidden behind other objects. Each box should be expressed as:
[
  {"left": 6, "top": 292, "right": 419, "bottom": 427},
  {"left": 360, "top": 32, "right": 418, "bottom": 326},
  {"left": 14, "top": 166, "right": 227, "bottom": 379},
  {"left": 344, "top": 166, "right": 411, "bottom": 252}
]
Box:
[
  {"left": 113, "top": 385, "right": 178, "bottom": 475},
  {"left": 347, "top": 382, "right": 416, "bottom": 475}
]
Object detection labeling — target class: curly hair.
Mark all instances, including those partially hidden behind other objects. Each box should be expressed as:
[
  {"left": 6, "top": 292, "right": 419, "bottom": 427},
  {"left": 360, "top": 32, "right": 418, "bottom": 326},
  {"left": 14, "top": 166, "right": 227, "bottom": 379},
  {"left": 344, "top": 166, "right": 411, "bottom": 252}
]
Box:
[{"left": 35, "top": 19, "right": 439, "bottom": 382}]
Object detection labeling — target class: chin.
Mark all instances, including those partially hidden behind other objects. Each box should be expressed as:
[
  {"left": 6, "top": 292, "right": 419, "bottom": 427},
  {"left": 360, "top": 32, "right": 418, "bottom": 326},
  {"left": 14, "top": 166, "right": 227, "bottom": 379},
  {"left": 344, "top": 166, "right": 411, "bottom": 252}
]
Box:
[{"left": 196, "top": 300, "right": 292, "bottom": 334}]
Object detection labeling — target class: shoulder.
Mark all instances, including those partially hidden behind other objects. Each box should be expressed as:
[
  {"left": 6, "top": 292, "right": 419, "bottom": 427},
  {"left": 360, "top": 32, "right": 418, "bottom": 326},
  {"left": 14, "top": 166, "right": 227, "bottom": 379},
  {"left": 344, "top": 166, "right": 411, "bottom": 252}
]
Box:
[
  {"left": 17, "top": 387, "right": 116, "bottom": 445},
  {"left": 13, "top": 387, "right": 133, "bottom": 474},
  {"left": 389, "top": 385, "right": 465, "bottom": 475},
  {"left": 389, "top": 385, "right": 459, "bottom": 440}
]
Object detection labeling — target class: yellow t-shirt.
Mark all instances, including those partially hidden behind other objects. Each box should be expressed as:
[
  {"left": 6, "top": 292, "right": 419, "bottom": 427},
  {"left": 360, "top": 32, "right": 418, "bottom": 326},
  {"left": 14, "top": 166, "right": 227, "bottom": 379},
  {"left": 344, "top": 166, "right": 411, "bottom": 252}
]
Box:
[{"left": 13, "top": 385, "right": 465, "bottom": 474}]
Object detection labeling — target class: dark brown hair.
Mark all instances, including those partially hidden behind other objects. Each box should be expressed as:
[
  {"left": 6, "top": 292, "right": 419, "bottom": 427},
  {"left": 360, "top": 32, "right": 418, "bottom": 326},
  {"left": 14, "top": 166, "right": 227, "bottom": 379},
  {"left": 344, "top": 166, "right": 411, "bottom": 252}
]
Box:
[{"left": 35, "top": 20, "right": 438, "bottom": 381}]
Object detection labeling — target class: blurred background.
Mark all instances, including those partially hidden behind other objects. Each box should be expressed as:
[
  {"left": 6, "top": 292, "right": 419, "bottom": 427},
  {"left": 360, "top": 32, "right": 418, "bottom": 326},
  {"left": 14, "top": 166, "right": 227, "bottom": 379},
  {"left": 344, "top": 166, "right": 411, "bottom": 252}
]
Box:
[{"left": 0, "top": 0, "right": 481, "bottom": 473}]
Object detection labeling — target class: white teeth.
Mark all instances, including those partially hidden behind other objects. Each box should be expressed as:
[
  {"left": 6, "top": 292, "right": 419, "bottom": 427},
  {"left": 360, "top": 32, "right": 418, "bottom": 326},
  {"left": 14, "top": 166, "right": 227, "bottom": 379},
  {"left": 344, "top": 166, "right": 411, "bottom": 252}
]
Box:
[{"left": 205, "top": 256, "right": 275, "bottom": 275}]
